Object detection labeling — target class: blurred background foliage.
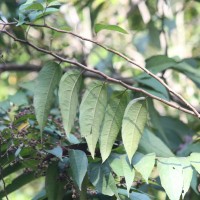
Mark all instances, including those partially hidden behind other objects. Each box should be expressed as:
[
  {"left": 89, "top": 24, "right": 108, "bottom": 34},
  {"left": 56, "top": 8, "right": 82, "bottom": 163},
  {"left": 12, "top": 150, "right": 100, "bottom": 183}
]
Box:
[{"left": 0, "top": 0, "right": 200, "bottom": 199}]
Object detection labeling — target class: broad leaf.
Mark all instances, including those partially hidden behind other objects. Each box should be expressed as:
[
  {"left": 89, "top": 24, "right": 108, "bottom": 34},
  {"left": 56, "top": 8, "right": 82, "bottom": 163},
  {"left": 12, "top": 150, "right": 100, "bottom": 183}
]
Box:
[
  {"left": 80, "top": 81, "right": 107, "bottom": 158},
  {"left": 59, "top": 70, "right": 82, "bottom": 134},
  {"left": 69, "top": 150, "right": 88, "bottom": 190},
  {"left": 94, "top": 23, "right": 128, "bottom": 34},
  {"left": 45, "top": 162, "right": 65, "bottom": 200},
  {"left": 138, "top": 129, "right": 174, "bottom": 157},
  {"left": 122, "top": 97, "right": 147, "bottom": 162},
  {"left": 109, "top": 154, "right": 135, "bottom": 196},
  {"left": 100, "top": 91, "right": 129, "bottom": 162},
  {"left": 46, "top": 146, "right": 63, "bottom": 161},
  {"left": 132, "top": 153, "right": 155, "bottom": 183},
  {"left": 88, "top": 162, "right": 119, "bottom": 198},
  {"left": 157, "top": 157, "right": 183, "bottom": 200},
  {"left": 178, "top": 157, "right": 193, "bottom": 198},
  {"left": 34, "top": 62, "right": 62, "bottom": 133},
  {"left": 188, "top": 152, "right": 200, "bottom": 173}
]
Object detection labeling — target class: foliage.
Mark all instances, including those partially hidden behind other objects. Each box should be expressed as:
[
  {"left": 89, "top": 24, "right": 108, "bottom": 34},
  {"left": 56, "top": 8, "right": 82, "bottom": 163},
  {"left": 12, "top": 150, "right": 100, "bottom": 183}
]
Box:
[{"left": 0, "top": 0, "right": 200, "bottom": 200}]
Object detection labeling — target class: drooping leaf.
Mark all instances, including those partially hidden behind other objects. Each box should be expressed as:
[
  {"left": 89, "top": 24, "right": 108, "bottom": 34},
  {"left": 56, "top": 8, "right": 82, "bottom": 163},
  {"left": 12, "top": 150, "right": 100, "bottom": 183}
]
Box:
[
  {"left": 80, "top": 81, "right": 107, "bottom": 158},
  {"left": 157, "top": 157, "right": 183, "bottom": 200},
  {"left": 138, "top": 129, "right": 174, "bottom": 157},
  {"left": 69, "top": 150, "right": 88, "bottom": 190},
  {"left": 122, "top": 97, "right": 147, "bottom": 162},
  {"left": 59, "top": 70, "right": 82, "bottom": 134},
  {"left": 100, "top": 91, "right": 129, "bottom": 162},
  {"left": 94, "top": 23, "right": 128, "bottom": 34},
  {"left": 45, "top": 162, "right": 65, "bottom": 200},
  {"left": 188, "top": 152, "right": 200, "bottom": 173},
  {"left": 109, "top": 154, "right": 135, "bottom": 196},
  {"left": 178, "top": 157, "right": 193, "bottom": 198},
  {"left": 132, "top": 153, "right": 155, "bottom": 183},
  {"left": 46, "top": 146, "right": 63, "bottom": 161},
  {"left": 88, "top": 162, "right": 119, "bottom": 198},
  {"left": 34, "top": 62, "right": 62, "bottom": 133},
  {"left": 24, "top": 3, "right": 44, "bottom": 11}
]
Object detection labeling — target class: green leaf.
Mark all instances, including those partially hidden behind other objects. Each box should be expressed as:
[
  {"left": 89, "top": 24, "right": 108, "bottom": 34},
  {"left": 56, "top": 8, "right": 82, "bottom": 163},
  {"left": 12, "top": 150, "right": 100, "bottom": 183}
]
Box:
[
  {"left": 59, "top": 70, "right": 82, "bottom": 134},
  {"left": 157, "top": 157, "right": 183, "bottom": 200},
  {"left": 34, "top": 62, "right": 62, "bottom": 133},
  {"left": 79, "top": 81, "right": 107, "bottom": 158},
  {"left": 88, "top": 162, "right": 119, "bottom": 198},
  {"left": 109, "top": 154, "right": 135, "bottom": 196},
  {"left": 132, "top": 153, "right": 155, "bottom": 183},
  {"left": 46, "top": 146, "right": 63, "bottom": 161},
  {"left": 100, "top": 91, "right": 129, "bottom": 162},
  {"left": 188, "top": 152, "right": 200, "bottom": 173},
  {"left": 94, "top": 23, "right": 128, "bottom": 34},
  {"left": 178, "top": 157, "right": 193, "bottom": 198},
  {"left": 69, "top": 150, "right": 88, "bottom": 190},
  {"left": 122, "top": 97, "right": 147, "bottom": 162},
  {"left": 25, "top": 3, "right": 44, "bottom": 11},
  {"left": 0, "top": 172, "right": 36, "bottom": 198},
  {"left": 45, "top": 162, "right": 65, "bottom": 200},
  {"left": 138, "top": 129, "right": 174, "bottom": 157}
]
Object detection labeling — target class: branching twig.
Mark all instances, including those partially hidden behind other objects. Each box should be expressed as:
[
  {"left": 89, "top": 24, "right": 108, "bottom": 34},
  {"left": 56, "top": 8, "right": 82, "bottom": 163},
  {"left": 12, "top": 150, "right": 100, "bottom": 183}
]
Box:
[{"left": 0, "top": 26, "right": 200, "bottom": 118}]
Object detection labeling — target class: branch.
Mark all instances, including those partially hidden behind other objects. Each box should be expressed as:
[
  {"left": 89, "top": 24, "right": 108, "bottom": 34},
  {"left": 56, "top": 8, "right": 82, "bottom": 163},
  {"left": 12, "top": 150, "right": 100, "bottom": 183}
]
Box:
[
  {"left": 0, "top": 28, "right": 199, "bottom": 118},
  {"left": 0, "top": 63, "right": 134, "bottom": 85}
]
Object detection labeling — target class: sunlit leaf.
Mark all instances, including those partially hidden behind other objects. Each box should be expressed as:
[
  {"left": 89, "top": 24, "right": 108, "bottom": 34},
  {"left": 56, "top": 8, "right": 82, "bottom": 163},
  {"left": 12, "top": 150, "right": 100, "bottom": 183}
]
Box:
[
  {"left": 94, "top": 23, "right": 128, "bottom": 34},
  {"left": 59, "top": 70, "right": 82, "bottom": 134},
  {"left": 132, "top": 153, "right": 155, "bottom": 183},
  {"left": 69, "top": 150, "right": 88, "bottom": 190},
  {"left": 188, "top": 152, "right": 200, "bottom": 173},
  {"left": 157, "top": 157, "right": 183, "bottom": 200},
  {"left": 100, "top": 91, "right": 129, "bottom": 162},
  {"left": 34, "top": 62, "right": 62, "bottom": 133},
  {"left": 122, "top": 97, "right": 147, "bottom": 162},
  {"left": 80, "top": 81, "right": 107, "bottom": 158}
]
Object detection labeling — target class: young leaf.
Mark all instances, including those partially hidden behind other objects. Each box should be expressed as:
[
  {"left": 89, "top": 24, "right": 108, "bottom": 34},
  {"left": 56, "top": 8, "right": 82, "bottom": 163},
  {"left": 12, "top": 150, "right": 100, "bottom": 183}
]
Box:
[
  {"left": 178, "top": 157, "right": 193, "bottom": 198},
  {"left": 100, "top": 91, "right": 129, "bottom": 162},
  {"left": 109, "top": 154, "right": 135, "bottom": 196},
  {"left": 59, "top": 70, "right": 82, "bottom": 134},
  {"left": 132, "top": 153, "right": 155, "bottom": 183},
  {"left": 34, "top": 62, "right": 62, "bottom": 133},
  {"left": 157, "top": 157, "right": 183, "bottom": 200},
  {"left": 45, "top": 162, "right": 65, "bottom": 200},
  {"left": 188, "top": 152, "right": 200, "bottom": 173},
  {"left": 79, "top": 81, "right": 107, "bottom": 158},
  {"left": 122, "top": 97, "right": 147, "bottom": 162},
  {"left": 69, "top": 150, "right": 88, "bottom": 190},
  {"left": 94, "top": 23, "right": 128, "bottom": 34}
]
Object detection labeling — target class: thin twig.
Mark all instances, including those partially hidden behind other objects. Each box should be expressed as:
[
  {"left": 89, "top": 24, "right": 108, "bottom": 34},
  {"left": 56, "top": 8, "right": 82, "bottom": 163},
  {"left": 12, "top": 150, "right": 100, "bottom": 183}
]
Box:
[
  {"left": 2, "top": 22, "right": 198, "bottom": 117},
  {"left": 0, "top": 29, "right": 199, "bottom": 118}
]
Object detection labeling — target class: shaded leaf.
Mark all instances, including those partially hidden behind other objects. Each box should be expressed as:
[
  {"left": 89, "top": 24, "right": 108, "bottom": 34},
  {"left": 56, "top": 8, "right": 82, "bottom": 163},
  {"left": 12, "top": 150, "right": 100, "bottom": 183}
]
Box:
[
  {"left": 69, "top": 150, "right": 88, "bottom": 190},
  {"left": 45, "top": 162, "right": 65, "bottom": 200},
  {"left": 122, "top": 97, "right": 147, "bottom": 162},
  {"left": 109, "top": 154, "right": 135, "bottom": 196},
  {"left": 132, "top": 153, "right": 155, "bottom": 183},
  {"left": 94, "top": 23, "right": 128, "bottom": 34},
  {"left": 157, "top": 157, "right": 183, "bottom": 200},
  {"left": 46, "top": 146, "right": 63, "bottom": 161},
  {"left": 100, "top": 91, "right": 129, "bottom": 162},
  {"left": 88, "top": 162, "right": 119, "bottom": 198},
  {"left": 59, "top": 70, "right": 82, "bottom": 134},
  {"left": 138, "top": 129, "right": 174, "bottom": 157},
  {"left": 80, "top": 81, "right": 107, "bottom": 158},
  {"left": 34, "top": 62, "right": 62, "bottom": 133}
]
